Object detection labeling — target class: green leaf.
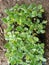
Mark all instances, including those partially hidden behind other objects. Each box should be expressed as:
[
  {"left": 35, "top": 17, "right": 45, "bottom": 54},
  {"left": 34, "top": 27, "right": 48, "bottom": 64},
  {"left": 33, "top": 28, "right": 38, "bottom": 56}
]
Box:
[
  {"left": 40, "top": 30, "right": 45, "bottom": 33},
  {"left": 32, "top": 11, "right": 37, "bottom": 17},
  {"left": 16, "top": 26, "right": 23, "bottom": 31},
  {"left": 38, "top": 5, "right": 42, "bottom": 9},
  {"left": 2, "top": 18, "right": 7, "bottom": 23},
  {"left": 37, "top": 12, "right": 42, "bottom": 18},
  {"left": 42, "top": 20, "right": 47, "bottom": 24},
  {"left": 33, "top": 37, "right": 39, "bottom": 42}
]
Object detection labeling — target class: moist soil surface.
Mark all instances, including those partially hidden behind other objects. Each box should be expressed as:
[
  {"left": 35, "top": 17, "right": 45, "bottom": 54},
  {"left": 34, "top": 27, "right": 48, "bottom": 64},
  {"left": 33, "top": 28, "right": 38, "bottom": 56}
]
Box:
[{"left": 0, "top": 0, "right": 49, "bottom": 65}]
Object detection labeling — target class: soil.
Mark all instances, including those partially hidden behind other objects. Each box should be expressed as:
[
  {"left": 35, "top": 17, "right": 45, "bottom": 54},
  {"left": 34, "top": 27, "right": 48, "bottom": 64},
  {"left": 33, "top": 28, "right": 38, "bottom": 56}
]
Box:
[{"left": 0, "top": 0, "right": 49, "bottom": 65}]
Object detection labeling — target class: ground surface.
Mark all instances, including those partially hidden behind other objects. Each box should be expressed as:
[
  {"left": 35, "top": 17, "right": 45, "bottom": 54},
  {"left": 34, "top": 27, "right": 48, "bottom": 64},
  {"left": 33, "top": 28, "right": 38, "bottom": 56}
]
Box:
[{"left": 0, "top": 0, "right": 49, "bottom": 65}]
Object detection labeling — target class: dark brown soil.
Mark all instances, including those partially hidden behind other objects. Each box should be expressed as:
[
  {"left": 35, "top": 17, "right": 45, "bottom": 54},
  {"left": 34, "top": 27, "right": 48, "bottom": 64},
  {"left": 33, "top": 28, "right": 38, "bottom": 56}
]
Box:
[{"left": 0, "top": 0, "right": 49, "bottom": 65}]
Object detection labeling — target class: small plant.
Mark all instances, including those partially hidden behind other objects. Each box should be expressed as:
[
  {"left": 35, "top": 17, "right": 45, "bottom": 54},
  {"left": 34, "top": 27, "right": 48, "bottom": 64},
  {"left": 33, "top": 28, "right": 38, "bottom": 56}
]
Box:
[{"left": 2, "top": 4, "right": 47, "bottom": 65}]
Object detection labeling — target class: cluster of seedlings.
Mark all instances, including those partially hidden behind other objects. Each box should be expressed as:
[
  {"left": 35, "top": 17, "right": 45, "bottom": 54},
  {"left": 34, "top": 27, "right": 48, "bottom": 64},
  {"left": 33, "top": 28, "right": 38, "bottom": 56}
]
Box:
[{"left": 2, "top": 3, "right": 47, "bottom": 65}]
